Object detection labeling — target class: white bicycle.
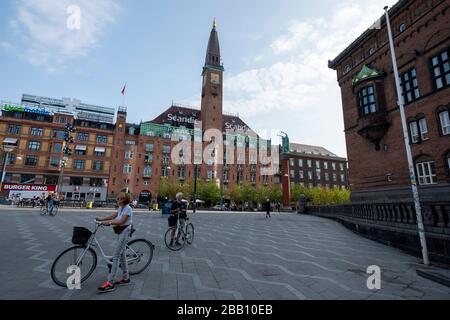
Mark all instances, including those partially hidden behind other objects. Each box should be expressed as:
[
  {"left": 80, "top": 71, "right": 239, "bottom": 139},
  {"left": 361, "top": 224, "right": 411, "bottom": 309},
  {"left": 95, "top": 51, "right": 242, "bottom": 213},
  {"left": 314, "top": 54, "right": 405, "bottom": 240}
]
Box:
[{"left": 51, "top": 221, "right": 154, "bottom": 287}]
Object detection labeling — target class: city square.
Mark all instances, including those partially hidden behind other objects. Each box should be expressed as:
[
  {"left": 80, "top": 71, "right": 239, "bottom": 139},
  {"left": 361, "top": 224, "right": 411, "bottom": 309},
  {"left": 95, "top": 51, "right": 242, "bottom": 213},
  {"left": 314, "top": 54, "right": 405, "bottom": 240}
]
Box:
[
  {"left": 2, "top": 206, "right": 449, "bottom": 300},
  {"left": 0, "top": 0, "right": 449, "bottom": 309}
]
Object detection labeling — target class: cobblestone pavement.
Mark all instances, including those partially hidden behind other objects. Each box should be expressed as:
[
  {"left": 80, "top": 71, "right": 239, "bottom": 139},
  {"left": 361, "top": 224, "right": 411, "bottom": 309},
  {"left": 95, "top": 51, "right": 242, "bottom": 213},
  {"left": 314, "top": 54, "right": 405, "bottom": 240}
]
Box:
[{"left": 1, "top": 208, "right": 449, "bottom": 300}]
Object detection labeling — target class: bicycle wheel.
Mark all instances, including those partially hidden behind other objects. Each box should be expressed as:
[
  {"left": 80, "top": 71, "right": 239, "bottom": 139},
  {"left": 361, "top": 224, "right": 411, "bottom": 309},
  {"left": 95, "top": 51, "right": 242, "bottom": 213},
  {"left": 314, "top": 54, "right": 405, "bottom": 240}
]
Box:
[
  {"left": 40, "top": 206, "right": 47, "bottom": 215},
  {"left": 185, "top": 223, "right": 194, "bottom": 245},
  {"left": 126, "top": 239, "right": 154, "bottom": 275},
  {"left": 164, "top": 227, "right": 186, "bottom": 251},
  {"left": 51, "top": 246, "right": 97, "bottom": 287},
  {"left": 50, "top": 206, "right": 58, "bottom": 216}
]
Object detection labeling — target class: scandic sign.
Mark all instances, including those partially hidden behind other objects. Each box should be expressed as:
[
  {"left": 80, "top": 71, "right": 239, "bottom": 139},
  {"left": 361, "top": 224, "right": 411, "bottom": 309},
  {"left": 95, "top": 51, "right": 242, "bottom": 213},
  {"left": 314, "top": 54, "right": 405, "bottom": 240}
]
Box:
[{"left": 1, "top": 184, "right": 56, "bottom": 192}]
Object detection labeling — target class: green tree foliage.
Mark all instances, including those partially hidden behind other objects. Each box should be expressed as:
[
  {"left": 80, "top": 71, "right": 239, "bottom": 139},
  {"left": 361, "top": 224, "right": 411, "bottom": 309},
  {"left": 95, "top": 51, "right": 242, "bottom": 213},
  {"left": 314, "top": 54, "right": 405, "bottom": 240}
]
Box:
[
  {"left": 198, "top": 181, "right": 221, "bottom": 204},
  {"left": 290, "top": 183, "right": 350, "bottom": 205}
]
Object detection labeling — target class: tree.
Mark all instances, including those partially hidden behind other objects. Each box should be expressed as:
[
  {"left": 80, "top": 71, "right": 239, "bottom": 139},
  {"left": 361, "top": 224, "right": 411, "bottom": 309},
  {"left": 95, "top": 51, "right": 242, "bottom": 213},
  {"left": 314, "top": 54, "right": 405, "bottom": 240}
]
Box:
[{"left": 198, "top": 181, "right": 220, "bottom": 205}]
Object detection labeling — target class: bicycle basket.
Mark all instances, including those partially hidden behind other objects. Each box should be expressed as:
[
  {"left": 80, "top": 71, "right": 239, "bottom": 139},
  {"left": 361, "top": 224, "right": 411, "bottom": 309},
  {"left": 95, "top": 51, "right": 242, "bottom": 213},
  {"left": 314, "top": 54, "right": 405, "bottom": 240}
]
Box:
[{"left": 72, "top": 227, "right": 92, "bottom": 245}]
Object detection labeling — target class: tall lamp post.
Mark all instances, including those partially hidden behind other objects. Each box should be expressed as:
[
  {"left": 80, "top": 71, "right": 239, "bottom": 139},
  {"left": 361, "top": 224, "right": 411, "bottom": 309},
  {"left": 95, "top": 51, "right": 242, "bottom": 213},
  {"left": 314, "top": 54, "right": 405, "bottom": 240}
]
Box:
[
  {"left": 0, "top": 145, "right": 16, "bottom": 190},
  {"left": 193, "top": 164, "right": 198, "bottom": 213},
  {"left": 384, "top": 6, "right": 429, "bottom": 265}
]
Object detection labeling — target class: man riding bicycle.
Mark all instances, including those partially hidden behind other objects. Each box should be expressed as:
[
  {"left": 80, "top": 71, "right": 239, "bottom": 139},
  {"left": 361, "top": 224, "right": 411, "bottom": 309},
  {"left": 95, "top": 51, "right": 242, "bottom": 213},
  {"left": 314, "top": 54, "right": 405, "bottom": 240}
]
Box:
[{"left": 169, "top": 192, "right": 187, "bottom": 246}]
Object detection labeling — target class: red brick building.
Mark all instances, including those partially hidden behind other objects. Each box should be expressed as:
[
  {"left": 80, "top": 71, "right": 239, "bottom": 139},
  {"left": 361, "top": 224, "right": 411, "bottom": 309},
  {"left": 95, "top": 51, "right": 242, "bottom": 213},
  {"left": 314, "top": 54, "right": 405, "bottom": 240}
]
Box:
[
  {"left": 107, "top": 22, "right": 277, "bottom": 203},
  {"left": 329, "top": 0, "right": 450, "bottom": 202}
]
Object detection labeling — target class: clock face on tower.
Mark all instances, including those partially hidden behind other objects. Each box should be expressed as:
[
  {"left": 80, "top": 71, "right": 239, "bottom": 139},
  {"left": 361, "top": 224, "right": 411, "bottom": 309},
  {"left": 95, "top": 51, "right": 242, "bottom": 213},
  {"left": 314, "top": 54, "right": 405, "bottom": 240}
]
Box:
[{"left": 211, "top": 73, "right": 220, "bottom": 84}]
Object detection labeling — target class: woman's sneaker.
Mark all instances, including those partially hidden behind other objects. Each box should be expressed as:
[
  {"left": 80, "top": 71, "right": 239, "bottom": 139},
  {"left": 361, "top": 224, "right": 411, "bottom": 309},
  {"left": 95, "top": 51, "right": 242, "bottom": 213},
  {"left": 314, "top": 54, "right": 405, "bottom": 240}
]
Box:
[
  {"left": 114, "top": 276, "right": 131, "bottom": 286},
  {"left": 98, "top": 281, "right": 115, "bottom": 293}
]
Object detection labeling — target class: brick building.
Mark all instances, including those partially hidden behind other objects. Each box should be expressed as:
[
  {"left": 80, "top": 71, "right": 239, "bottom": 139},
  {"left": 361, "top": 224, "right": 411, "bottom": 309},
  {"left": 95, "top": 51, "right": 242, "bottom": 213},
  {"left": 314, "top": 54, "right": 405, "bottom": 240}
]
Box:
[
  {"left": 0, "top": 96, "right": 115, "bottom": 201},
  {"left": 286, "top": 143, "right": 348, "bottom": 189},
  {"left": 328, "top": 0, "right": 450, "bottom": 202},
  {"left": 107, "top": 21, "right": 277, "bottom": 203}
]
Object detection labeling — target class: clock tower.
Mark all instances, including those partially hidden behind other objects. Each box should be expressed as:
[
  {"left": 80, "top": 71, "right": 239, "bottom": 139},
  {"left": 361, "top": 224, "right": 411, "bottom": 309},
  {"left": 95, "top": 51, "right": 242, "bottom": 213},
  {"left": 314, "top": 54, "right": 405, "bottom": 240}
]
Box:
[{"left": 201, "top": 18, "right": 224, "bottom": 132}]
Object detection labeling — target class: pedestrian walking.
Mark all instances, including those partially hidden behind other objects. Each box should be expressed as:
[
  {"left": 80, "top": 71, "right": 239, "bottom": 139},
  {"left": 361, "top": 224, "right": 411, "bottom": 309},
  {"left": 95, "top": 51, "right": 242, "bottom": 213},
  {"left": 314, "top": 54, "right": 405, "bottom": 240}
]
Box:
[
  {"left": 96, "top": 192, "right": 133, "bottom": 293},
  {"left": 265, "top": 198, "right": 271, "bottom": 218}
]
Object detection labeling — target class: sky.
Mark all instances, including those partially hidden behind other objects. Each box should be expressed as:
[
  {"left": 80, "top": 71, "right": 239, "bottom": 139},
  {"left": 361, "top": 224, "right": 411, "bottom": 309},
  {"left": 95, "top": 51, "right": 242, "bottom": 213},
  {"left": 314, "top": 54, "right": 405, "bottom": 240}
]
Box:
[{"left": 0, "top": 0, "right": 398, "bottom": 157}]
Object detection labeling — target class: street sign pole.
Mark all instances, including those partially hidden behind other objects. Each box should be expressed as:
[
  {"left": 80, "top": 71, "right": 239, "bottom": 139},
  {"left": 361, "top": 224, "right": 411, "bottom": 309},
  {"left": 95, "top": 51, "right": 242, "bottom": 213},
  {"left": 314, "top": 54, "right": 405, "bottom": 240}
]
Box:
[{"left": 384, "top": 6, "right": 429, "bottom": 265}]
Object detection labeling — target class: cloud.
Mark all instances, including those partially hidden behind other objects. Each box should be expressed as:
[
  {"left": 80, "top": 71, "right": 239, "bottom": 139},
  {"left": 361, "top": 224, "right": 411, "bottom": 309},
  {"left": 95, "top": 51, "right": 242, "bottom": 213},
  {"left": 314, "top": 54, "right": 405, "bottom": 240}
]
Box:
[
  {"left": 0, "top": 41, "right": 12, "bottom": 51},
  {"left": 10, "top": 0, "right": 120, "bottom": 72},
  {"left": 214, "top": 0, "right": 398, "bottom": 157}
]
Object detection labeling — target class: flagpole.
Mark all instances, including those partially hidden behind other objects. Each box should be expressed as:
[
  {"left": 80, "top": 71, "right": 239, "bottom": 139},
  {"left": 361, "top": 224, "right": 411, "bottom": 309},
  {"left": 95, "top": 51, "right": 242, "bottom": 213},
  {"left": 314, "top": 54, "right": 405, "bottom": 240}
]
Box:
[
  {"left": 384, "top": 6, "right": 429, "bottom": 265},
  {"left": 121, "top": 82, "right": 127, "bottom": 108}
]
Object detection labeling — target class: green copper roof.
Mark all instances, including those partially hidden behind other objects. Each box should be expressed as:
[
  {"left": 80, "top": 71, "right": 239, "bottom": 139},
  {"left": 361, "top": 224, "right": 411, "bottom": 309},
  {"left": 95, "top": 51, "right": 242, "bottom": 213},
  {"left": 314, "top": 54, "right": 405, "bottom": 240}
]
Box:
[{"left": 352, "top": 65, "right": 384, "bottom": 86}]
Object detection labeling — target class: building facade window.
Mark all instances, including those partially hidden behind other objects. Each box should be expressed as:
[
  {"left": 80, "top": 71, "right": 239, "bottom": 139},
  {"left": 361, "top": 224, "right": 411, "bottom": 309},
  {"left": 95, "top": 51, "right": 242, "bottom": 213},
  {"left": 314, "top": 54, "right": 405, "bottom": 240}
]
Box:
[
  {"left": 123, "top": 164, "right": 132, "bottom": 174},
  {"left": 415, "top": 157, "right": 437, "bottom": 185},
  {"left": 324, "top": 161, "right": 328, "bottom": 169},
  {"left": 43, "top": 175, "right": 59, "bottom": 185},
  {"left": 298, "top": 159, "right": 303, "bottom": 167},
  {"left": 92, "top": 161, "right": 103, "bottom": 171},
  {"left": 357, "top": 85, "right": 377, "bottom": 116},
  {"left": 53, "top": 142, "right": 62, "bottom": 153},
  {"left": 290, "top": 158, "right": 294, "bottom": 167},
  {"left": 162, "top": 145, "right": 171, "bottom": 154},
  {"left": 25, "top": 156, "right": 38, "bottom": 166},
  {"left": 299, "top": 170, "right": 304, "bottom": 179},
  {"left": 28, "top": 141, "right": 41, "bottom": 151},
  {"left": 77, "top": 132, "right": 89, "bottom": 141},
  {"left": 143, "top": 166, "right": 152, "bottom": 177},
  {"left": 96, "top": 135, "right": 108, "bottom": 144},
  {"left": 307, "top": 160, "right": 312, "bottom": 168},
  {"left": 20, "top": 174, "right": 35, "bottom": 184},
  {"left": 178, "top": 166, "right": 185, "bottom": 179},
  {"left": 51, "top": 130, "right": 65, "bottom": 139},
  {"left": 8, "top": 124, "right": 21, "bottom": 134},
  {"left": 125, "top": 151, "right": 134, "bottom": 160},
  {"left": 69, "top": 177, "right": 83, "bottom": 186},
  {"left": 161, "top": 166, "right": 169, "bottom": 177},
  {"left": 431, "top": 49, "right": 450, "bottom": 90},
  {"left": 401, "top": 68, "right": 420, "bottom": 103},
  {"left": 145, "top": 144, "right": 154, "bottom": 152},
  {"left": 30, "top": 127, "right": 44, "bottom": 136},
  {"left": 73, "top": 159, "right": 85, "bottom": 170},
  {"left": 332, "top": 162, "right": 336, "bottom": 170},
  {"left": 50, "top": 156, "right": 59, "bottom": 167},
  {"left": 439, "top": 110, "right": 450, "bottom": 135},
  {"left": 409, "top": 117, "right": 429, "bottom": 143},
  {"left": 290, "top": 170, "right": 295, "bottom": 178}
]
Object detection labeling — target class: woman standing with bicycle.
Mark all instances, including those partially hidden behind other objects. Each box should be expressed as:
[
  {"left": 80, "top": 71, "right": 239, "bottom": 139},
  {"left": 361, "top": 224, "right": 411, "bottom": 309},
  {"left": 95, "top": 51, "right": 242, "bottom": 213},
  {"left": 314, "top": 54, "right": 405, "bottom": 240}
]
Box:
[{"left": 95, "top": 192, "right": 133, "bottom": 293}]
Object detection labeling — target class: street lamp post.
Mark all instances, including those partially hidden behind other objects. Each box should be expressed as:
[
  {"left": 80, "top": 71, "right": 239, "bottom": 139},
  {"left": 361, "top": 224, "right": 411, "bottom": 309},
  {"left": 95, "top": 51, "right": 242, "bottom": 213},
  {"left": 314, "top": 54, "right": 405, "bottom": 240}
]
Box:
[
  {"left": 384, "top": 6, "right": 429, "bottom": 265},
  {"left": 0, "top": 146, "right": 15, "bottom": 188},
  {"left": 193, "top": 164, "right": 198, "bottom": 213}
]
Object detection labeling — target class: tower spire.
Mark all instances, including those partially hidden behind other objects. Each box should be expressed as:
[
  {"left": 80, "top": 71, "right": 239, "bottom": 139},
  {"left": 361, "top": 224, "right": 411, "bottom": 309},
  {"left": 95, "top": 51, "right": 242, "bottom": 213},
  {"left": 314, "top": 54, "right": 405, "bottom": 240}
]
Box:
[{"left": 204, "top": 19, "right": 222, "bottom": 69}]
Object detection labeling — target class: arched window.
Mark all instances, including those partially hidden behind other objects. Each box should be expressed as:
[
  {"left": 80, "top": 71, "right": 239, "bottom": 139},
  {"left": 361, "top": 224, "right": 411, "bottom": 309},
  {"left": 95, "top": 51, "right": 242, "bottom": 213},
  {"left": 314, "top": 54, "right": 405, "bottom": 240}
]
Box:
[
  {"left": 415, "top": 155, "right": 437, "bottom": 185},
  {"left": 368, "top": 47, "right": 375, "bottom": 56},
  {"left": 438, "top": 109, "right": 450, "bottom": 135},
  {"left": 399, "top": 23, "right": 406, "bottom": 33},
  {"left": 408, "top": 115, "right": 428, "bottom": 143}
]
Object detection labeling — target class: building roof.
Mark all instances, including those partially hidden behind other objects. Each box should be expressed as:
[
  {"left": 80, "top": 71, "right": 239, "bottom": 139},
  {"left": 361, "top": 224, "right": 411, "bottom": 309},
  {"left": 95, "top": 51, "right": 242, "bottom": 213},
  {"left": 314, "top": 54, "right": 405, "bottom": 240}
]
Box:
[
  {"left": 328, "top": 0, "right": 411, "bottom": 69},
  {"left": 147, "top": 104, "right": 254, "bottom": 134},
  {"left": 204, "top": 19, "right": 223, "bottom": 70},
  {"left": 289, "top": 142, "right": 341, "bottom": 158}
]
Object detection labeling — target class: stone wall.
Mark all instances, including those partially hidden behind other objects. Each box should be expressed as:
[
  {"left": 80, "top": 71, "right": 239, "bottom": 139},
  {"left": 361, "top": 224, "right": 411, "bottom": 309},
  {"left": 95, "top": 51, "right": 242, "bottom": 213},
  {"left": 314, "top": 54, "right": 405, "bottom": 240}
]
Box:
[{"left": 307, "top": 202, "right": 450, "bottom": 265}]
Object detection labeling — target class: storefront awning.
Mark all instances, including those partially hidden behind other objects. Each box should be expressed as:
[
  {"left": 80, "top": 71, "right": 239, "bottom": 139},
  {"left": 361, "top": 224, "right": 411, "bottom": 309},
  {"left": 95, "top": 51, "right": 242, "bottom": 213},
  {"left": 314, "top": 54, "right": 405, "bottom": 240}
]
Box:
[
  {"left": 94, "top": 147, "right": 105, "bottom": 152},
  {"left": 75, "top": 145, "right": 87, "bottom": 151},
  {"left": 3, "top": 138, "right": 18, "bottom": 144}
]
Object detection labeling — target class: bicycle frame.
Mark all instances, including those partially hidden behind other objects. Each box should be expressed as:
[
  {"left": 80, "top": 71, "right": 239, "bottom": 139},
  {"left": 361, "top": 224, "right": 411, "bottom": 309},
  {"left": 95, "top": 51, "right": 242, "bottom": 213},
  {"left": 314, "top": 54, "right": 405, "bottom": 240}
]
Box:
[{"left": 75, "top": 222, "right": 140, "bottom": 267}]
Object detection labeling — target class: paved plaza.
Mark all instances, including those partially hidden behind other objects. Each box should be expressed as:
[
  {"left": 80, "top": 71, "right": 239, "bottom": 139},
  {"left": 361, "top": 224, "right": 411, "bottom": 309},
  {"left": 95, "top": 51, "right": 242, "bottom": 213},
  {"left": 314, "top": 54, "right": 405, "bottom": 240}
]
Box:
[{"left": 1, "top": 207, "right": 449, "bottom": 300}]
